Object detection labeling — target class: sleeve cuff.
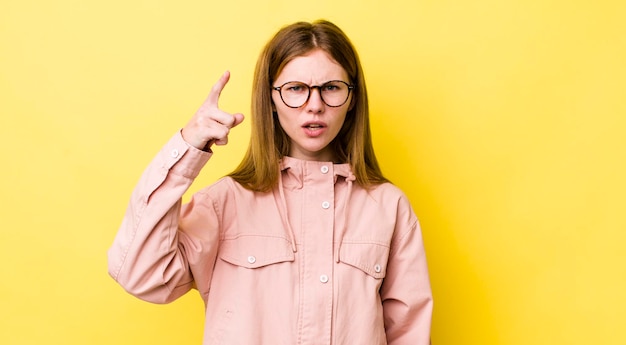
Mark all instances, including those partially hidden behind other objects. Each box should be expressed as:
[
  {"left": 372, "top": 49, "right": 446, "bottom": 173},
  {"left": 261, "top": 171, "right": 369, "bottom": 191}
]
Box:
[{"left": 158, "top": 130, "right": 212, "bottom": 179}]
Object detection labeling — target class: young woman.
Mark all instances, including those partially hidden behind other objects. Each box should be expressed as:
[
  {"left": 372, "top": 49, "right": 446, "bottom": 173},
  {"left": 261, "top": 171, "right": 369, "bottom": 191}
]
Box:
[{"left": 108, "top": 19, "right": 433, "bottom": 344}]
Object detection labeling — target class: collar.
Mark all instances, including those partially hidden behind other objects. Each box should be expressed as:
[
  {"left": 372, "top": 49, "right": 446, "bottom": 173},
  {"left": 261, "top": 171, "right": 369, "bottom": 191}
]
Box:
[{"left": 279, "top": 156, "right": 354, "bottom": 189}]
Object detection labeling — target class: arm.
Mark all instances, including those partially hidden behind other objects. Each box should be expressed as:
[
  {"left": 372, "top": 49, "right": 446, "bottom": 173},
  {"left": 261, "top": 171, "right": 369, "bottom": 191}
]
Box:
[
  {"left": 107, "top": 71, "right": 245, "bottom": 304},
  {"left": 381, "top": 197, "right": 433, "bottom": 344},
  {"left": 107, "top": 132, "right": 212, "bottom": 303}
]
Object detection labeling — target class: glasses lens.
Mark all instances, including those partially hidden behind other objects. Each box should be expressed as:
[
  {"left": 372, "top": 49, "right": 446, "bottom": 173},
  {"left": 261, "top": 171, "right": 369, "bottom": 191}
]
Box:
[
  {"left": 281, "top": 82, "right": 309, "bottom": 108},
  {"left": 320, "top": 81, "right": 350, "bottom": 107},
  {"left": 277, "top": 80, "right": 352, "bottom": 108}
]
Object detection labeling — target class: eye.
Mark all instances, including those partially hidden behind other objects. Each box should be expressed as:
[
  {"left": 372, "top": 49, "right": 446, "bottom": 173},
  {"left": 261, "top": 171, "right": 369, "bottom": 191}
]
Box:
[
  {"left": 288, "top": 85, "right": 304, "bottom": 92},
  {"left": 322, "top": 81, "right": 346, "bottom": 92},
  {"left": 283, "top": 82, "right": 308, "bottom": 93}
]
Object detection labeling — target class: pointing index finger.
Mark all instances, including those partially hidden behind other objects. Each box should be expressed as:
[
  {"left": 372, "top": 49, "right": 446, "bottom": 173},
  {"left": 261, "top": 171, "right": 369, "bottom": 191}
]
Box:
[{"left": 207, "top": 70, "right": 231, "bottom": 107}]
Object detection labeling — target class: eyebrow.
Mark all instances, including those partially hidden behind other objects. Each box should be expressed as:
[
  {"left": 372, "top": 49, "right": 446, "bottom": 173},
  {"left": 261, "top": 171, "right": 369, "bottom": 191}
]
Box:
[{"left": 275, "top": 80, "right": 350, "bottom": 86}]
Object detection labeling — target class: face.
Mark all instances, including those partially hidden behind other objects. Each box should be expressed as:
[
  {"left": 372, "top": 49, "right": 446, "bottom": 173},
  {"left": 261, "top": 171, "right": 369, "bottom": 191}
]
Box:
[{"left": 272, "top": 49, "right": 352, "bottom": 162}]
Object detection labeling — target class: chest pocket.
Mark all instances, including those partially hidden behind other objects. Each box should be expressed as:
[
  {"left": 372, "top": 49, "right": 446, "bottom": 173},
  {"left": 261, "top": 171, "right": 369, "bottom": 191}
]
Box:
[
  {"left": 339, "top": 242, "right": 390, "bottom": 279},
  {"left": 219, "top": 235, "right": 295, "bottom": 268}
]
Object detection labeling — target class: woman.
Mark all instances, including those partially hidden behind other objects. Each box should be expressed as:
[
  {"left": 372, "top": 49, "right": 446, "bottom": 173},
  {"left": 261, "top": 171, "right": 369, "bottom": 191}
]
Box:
[{"left": 108, "top": 20, "right": 433, "bottom": 344}]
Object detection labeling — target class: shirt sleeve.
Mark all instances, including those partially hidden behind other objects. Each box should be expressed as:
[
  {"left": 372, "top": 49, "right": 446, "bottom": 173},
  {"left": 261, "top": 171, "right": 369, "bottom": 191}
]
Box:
[
  {"left": 107, "top": 131, "right": 218, "bottom": 304},
  {"left": 381, "top": 195, "right": 433, "bottom": 344}
]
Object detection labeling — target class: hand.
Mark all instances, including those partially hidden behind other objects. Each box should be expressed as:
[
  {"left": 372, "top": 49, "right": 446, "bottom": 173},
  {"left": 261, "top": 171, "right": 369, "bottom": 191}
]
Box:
[{"left": 181, "top": 71, "right": 245, "bottom": 150}]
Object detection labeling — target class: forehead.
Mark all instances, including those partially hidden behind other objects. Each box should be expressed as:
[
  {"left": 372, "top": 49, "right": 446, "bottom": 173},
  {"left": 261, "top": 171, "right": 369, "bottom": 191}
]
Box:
[{"left": 275, "top": 49, "right": 348, "bottom": 84}]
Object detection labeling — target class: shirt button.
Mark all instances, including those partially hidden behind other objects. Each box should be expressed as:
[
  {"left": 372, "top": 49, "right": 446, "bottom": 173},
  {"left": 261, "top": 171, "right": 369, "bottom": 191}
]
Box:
[
  {"left": 171, "top": 149, "right": 179, "bottom": 158},
  {"left": 374, "top": 264, "right": 382, "bottom": 273},
  {"left": 319, "top": 274, "right": 329, "bottom": 283},
  {"left": 320, "top": 165, "right": 329, "bottom": 174},
  {"left": 321, "top": 201, "right": 330, "bottom": 209},
  {"left": 247, "top": 256, "right": 256, "bottom": 264}
]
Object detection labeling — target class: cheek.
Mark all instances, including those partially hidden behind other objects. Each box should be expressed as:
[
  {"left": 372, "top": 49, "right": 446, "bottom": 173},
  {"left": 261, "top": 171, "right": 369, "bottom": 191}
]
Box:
[
  {"left": 335, "top": 109, "right": 349, "bottom": 127},
  {"left": 275, "top": 110, "right": 294, "bottom": 132}
]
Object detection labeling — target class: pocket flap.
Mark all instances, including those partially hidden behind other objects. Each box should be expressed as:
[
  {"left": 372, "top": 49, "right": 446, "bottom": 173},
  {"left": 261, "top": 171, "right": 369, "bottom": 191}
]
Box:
[
  {"left": 340, "top": 242, "right": 390, "bottom": 279},
  {"left": 219, "top": 236, "right": 295, "bottom": 269}
]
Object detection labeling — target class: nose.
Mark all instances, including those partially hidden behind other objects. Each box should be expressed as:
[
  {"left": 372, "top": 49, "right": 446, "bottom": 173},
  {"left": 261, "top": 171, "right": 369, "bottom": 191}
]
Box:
[{"left": 305, "top": 86, "right": 325, "bottom": 113}]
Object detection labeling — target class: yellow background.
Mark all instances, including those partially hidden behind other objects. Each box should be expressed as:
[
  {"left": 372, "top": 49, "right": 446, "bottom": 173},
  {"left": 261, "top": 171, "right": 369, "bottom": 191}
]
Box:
[{"left": 1, "top": 0, "right": 625, "bottom": 344}]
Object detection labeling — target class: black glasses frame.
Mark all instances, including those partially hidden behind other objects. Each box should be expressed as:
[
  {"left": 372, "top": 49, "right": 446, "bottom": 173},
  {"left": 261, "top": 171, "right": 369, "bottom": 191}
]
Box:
[{"left": 272, "top": 80, "right": 355, "bottom": 108}]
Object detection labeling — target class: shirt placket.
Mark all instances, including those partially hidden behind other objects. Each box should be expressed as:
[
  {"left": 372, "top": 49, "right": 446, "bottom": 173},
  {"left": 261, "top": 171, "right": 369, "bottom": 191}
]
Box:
[{"left": 299, "top": 162, "right": 335, "bottom": 345}]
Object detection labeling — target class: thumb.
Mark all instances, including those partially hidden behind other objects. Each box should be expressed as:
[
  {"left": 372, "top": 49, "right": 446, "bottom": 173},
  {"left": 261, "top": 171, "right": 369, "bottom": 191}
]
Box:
[{"left": 231, "top": 113, "right": 245, "bottom": 128}]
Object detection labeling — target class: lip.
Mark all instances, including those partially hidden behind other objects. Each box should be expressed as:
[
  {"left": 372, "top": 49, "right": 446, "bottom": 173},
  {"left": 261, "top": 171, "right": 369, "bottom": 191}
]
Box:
[{"left": 301, "top": 121, "right": 328, "bottom": 137}]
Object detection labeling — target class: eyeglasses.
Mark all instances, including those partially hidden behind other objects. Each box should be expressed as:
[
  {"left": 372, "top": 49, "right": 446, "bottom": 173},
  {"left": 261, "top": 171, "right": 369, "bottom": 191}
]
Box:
[{"left": 272, "top": 80, "right": 355, "bottom": 108}]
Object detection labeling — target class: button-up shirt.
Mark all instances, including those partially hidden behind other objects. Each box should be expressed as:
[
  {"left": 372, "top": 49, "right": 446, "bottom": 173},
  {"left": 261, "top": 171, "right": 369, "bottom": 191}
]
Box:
[{"left": 108, "top": 131, "right": 433, "bottom": 344}]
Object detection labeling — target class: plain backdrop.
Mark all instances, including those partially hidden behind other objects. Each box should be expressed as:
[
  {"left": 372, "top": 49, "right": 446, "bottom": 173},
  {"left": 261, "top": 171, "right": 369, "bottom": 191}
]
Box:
[{"left": 1, "top": 0, "right": 625, "bottom": 344}]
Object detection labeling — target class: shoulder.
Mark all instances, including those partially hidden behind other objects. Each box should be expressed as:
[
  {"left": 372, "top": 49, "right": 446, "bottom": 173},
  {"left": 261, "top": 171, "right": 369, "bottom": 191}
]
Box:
[
  {"left": 370, "top": 181, "right": 404, "bottom": 195},
  {"left": 365, "top": 182, "right": 412, "bottom": 207},
  {"left": 196, "top": 176, "right": 250, "bottom": 198},
  {"left": 194, "top": 177, "right": 271, "bottom": 209},
  {"left": 369, "top": 182, "right": 418, "bottom": 229},
  {"left": 348, "top": 181, "right": 417, "bottom": 223}
]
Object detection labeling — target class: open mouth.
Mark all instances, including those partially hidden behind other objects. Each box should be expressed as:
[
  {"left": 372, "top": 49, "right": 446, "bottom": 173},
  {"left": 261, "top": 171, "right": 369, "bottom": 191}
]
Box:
[{"left": 304, "top": 124, "right": 324, "bottom": 129}]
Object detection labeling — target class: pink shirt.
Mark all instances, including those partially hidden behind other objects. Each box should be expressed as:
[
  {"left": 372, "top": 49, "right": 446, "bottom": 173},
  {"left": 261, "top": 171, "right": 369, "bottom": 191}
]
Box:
[{"left": 108, "top": 131, "right": 432, "bottom": 344}]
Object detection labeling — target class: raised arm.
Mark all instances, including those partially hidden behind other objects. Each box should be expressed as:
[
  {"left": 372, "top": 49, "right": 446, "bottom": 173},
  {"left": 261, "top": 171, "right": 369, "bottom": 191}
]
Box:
[{"left": 107, "top": 72, "right": 244, "bottom": 303}]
